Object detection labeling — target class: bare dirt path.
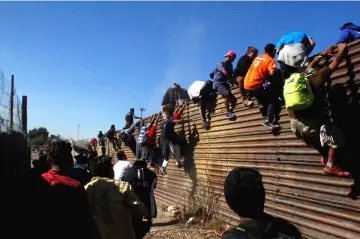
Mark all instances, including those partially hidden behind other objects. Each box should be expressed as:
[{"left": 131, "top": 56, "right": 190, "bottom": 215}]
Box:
[{"left": 144, "top": 204, "right": 220, "bottom": 239}]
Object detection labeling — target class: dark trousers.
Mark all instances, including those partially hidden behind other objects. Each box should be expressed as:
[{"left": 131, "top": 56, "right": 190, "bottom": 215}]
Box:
[{"left": 248, "top": 86, "right": 281, "bottom": 123}]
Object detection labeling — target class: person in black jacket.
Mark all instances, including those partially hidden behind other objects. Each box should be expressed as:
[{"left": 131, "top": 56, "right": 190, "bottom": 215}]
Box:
[
  {"left": 125, "top": 160, "right": 157, "bottom": 239},
  {"left": 233, "top": 46, "right": 258, "bottom": 107},
  {"left": 161, "top": 83, "right": 189, "bottom": 120},
  {"left": 222, "top": 167, "right": 301, "bottom": 239},
  {"left": 124, "top": 108, "right": 141, "bottom": 129}
]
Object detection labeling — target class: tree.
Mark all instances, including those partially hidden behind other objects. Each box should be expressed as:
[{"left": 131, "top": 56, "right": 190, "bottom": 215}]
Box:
[
  {"left": 28, "top": 127, "right": 50, "bottom": 146},
  {"left": 48, "top": 134, "right": 62, "bottom": 141}
]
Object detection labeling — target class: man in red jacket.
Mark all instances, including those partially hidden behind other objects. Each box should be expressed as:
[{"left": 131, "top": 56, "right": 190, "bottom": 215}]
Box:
[{"left": 42, "top": 141, "right": 101, "bottom": 239}]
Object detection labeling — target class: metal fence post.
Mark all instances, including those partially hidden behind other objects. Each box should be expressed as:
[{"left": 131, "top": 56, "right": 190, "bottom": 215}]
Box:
[
  {"left": 22, "top": 95, "right": 27, "bottom": 136},
  {"left": 9, "top": 75, "right": 14, "bottom": 131}
]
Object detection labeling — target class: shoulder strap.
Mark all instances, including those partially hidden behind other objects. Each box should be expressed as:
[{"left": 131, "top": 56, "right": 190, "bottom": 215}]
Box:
[{"left": 264, "top": 217, "right": 302, "bottom": 239}]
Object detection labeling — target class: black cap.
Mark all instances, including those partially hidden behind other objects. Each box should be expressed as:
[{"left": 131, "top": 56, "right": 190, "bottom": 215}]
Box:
[{"left": 224, "top": 167, "right": 265, "bottom": 219}]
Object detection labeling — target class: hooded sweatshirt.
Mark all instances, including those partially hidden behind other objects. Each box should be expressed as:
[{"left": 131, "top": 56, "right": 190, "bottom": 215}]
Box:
[
  {"left": 125, "top": 161, "right": 157, "bottom": 219},
  {"left": 337, "top": 23, "right": 360, "bottom": 44},
  {"left": 85, "top": 177, "right": 149, "bottom": 239}
]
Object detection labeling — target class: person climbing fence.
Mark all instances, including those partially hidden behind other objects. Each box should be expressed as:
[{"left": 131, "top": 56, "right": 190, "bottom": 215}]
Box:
[
  {"left": 137, "top": 113, "right": 160, "bottom": 166},
  {"left": 210, "top": 51, "right": 237, "bottom": 120}
]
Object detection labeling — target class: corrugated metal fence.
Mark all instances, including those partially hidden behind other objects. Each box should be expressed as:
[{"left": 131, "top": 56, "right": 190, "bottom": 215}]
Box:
[{"left": 119, "top": 39, "right": 360, "bottom": 239}]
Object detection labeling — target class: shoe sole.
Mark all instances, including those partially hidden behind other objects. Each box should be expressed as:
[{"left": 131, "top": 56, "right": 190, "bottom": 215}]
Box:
[{"left": 262, "top": 123, "right": 272, "bottom": 128}]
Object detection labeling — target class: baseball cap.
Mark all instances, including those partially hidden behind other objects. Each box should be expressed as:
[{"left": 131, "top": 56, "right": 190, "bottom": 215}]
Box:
[{"left": 224, "top": 51, "right": 237, "bottom": 58}]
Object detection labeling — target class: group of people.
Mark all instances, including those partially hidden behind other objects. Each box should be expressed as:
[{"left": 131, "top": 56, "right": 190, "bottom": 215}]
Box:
[
  {"left": 179, "top": 23, "right": 359, "bottom": 178},
  {"left": 25, "top": 140, "right": 157, "bottom": 239}
]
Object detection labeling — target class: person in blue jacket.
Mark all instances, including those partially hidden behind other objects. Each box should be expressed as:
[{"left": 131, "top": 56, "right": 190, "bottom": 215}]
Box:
[
  {"left": 275, "top": 32, "right": 315, "bottom": 81},
  {"left": 336, "top": 22, "right": 360, "bottom": 44}
]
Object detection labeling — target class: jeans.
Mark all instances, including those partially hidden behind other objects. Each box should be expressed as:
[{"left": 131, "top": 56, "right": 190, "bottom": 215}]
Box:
[{"left": 248, "top": 86, "right": 281, "bottom": 123}]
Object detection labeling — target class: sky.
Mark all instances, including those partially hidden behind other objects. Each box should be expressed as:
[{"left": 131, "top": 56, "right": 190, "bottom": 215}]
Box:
[{"left": 0, "top": 2, "right": 359, "bottom": 140}]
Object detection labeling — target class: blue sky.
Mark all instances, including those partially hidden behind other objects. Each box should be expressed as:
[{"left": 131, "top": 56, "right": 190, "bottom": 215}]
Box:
[{"left": 0, "top": 2, "right": 359, "bottom": 140}]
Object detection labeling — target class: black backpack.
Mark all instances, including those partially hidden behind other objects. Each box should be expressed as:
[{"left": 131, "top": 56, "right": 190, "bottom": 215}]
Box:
[{"left": 222, "top": 216, "right": 301, "bottom": 239}]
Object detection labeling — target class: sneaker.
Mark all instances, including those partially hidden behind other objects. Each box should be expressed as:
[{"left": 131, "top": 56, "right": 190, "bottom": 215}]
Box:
[
  {"left": 262, "top": 120, "right": 280, "bottom": 129},
  {"left": 243, "top": 99, "right": 253, "bottom": 107},
  {"left": 159, "top": 166, "right": 167, "bottom": 175},
  {"left": 323, "top": 166, "right": 350, "bottom": 177},
  {"left": 227, "top": 112, "right": 236, "bottom": 119},
  {"left": 176, "top": 162, "right": 183, "bottom": 168}
]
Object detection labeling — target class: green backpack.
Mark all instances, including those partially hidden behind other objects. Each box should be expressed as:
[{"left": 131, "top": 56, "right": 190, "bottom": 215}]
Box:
[{"left": 283, "top": 73, "right": 314, "bottom": 111}]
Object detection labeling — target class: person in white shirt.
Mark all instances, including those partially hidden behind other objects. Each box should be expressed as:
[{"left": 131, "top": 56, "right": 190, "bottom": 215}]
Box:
[{"left": 113, "top": 150, "right": 132, "bottom": 181}]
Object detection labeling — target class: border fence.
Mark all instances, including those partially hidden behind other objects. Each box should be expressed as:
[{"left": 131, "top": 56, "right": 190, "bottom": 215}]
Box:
[
  {"left": 0, "top": 69, "right": 29, "bottom": 177},
  {"left": 0, "top": 70, "right": 27, "bottom": 134},
  {"left": 115, "top": 39, "right": 360, "bottom": 239}
]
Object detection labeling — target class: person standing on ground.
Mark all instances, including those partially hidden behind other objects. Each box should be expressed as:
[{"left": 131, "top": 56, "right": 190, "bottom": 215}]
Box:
[
  {"left": 222, "top": 167, "right": 301, "bottom": 239},
  {"left": 113, "top": 150, "right": 132, "bottom": 181},
  {"left": 125, "top": 160, "right": 157, "bottom": 239},
  {"left": 233, "top": 47, "right": 258, "bottom": 107},
  {"left": 68, "top": 153, "right": 92, "bottom": 186},
  {"left": 41, "top": 141, "right": 102, "bottom": 239},
  {"left": 85, "top": 157, "right": 149, "bottom": 239},
  {"left": 211, "top": 51, "right": 237, "bottom": 119},
  {"left": 124, "top": 108, "right": 141, "bottom": 129},
  {"left": 244, "top": 44, "right": 281, "bottom": 130}
]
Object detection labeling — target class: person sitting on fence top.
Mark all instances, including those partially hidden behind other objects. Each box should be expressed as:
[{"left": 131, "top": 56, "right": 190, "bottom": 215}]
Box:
[
  {"left": 222, "top": 167, "right": 301, "bottom": 239},
  {"left": 210, "top": 51, "right": 237, "bottom": 120},
  {"left": 161, "top": 83, "right": 188, "bottom": 120},
  {"left": 336, "top": 22, "right": 360, "bottom": 44},
  {"left": 233, "top": 46, "right": 258, "bottom": 107},
  {"left": 276, "top": 31, "right": 315, "bottom": 81},
  {"left": 244, "top": 43, "right": 281, "bottom": 130},
  {"left": 287, "top": 43, "right": 350, "bottom": 177},
  {"left": 41, "top": 140, "right": 101, "bottom": 239},
  {"left": 124, "top": 108, "right": 141, "bottom": 129},
  {"left": 85, "top": 156, "right": 149, "bottom": 239}
]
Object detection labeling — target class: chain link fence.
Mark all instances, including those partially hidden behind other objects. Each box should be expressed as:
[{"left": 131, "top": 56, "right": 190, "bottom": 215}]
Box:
[{"left": 0, "top": 69, "right": 24, "bottom": 133}]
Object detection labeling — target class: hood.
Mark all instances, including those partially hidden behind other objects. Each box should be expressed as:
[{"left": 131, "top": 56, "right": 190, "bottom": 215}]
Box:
[
  {"left": 341, "top": 22, "right": 360, "bottom": 31},
  {"left": 133, "top": 160, "right": 147, "bottom": 169}
]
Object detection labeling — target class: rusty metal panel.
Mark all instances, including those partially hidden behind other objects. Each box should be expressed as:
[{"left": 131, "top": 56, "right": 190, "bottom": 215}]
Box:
[{"left": 118, "top": 39, "right": 360, "bottom": 239}]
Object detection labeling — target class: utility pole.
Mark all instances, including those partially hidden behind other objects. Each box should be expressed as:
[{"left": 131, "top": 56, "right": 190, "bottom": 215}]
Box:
[
  {"left": 139, "top": 107, "right": 146, "bottom": 128},
  {"left": 77, "top": 125, "right": 80, "bottom": 141},
  {"left": 140, "top": 107, "right": 146, "bottom": 120}
]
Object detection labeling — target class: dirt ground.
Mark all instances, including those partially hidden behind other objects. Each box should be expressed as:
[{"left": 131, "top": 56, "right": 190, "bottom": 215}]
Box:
[{"left": 144, "top": 204, "right": 221, "bottom": 239}]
